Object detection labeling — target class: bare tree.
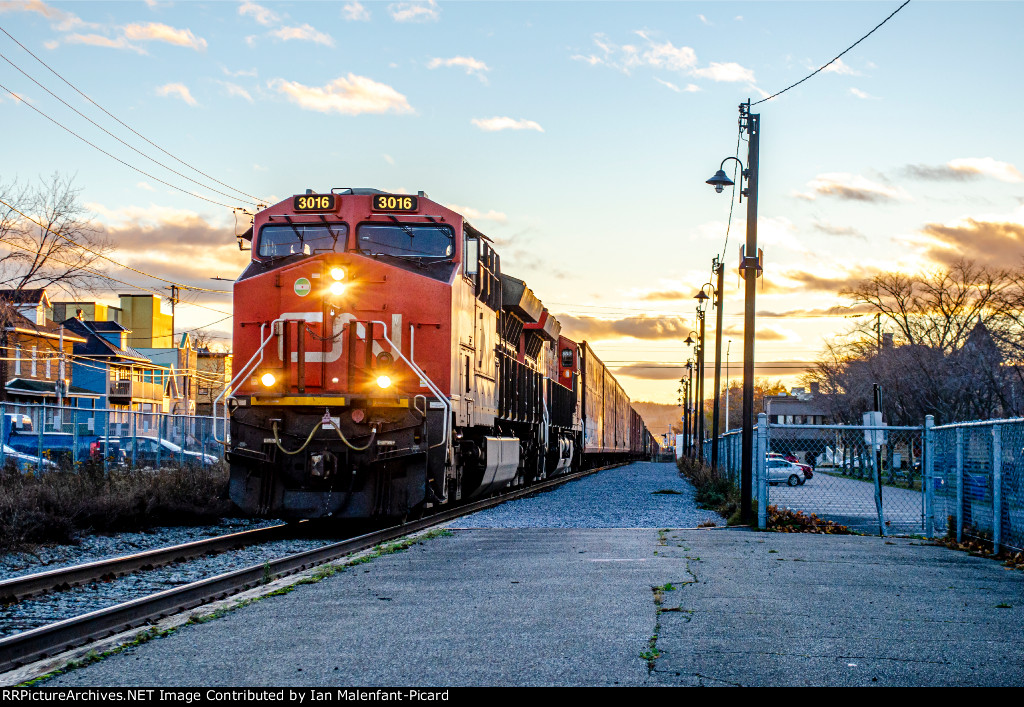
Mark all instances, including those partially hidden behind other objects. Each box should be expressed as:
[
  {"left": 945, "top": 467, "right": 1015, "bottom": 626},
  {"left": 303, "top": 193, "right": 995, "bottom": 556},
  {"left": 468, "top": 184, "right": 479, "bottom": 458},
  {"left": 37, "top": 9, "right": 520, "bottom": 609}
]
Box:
[
  {"left": 807, "top": 259, "right": 1024, "bottom": 425},
  {"left": 0, "top": 173, "right": 112, "bottom": 296}
]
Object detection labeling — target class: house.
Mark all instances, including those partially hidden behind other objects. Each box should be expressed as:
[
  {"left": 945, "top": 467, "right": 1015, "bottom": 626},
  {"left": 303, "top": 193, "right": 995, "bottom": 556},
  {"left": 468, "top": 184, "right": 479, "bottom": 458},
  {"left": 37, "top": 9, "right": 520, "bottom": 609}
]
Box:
[
  {"left": 0, "top": 289, "right": 100, "bottom": 428},
  {"left": 137, "top": 333, "right": 199, "bottom": 416},
  {"left": 196, "top": 348, "right": 232, "bottom": 416},
  {"left": 60, "top": 314, "right": 169, "bottom": 435}
]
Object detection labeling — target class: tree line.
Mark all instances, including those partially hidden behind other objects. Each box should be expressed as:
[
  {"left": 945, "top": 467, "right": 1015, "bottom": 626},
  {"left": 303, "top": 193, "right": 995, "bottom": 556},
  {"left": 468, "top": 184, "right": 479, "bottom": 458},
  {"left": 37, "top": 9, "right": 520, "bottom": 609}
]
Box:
[{"left": 805, "top": 259, "right": 1024, "bottom": 426}]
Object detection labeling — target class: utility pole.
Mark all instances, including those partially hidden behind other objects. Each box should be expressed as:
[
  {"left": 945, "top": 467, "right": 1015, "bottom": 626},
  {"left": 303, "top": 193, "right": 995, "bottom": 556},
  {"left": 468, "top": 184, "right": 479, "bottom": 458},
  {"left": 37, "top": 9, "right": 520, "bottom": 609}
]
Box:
[
  {"left": 696, "top": 307, "right": 706, "bottom": 458},
  {"left": 738, "top": 101, "right": 761, "bottom": 523},
  {"left": 725, "top": 340, "right": 731, "bottom": 432},
  {"left": 710, "top": 257, "right": 725, "bottom": 470}
]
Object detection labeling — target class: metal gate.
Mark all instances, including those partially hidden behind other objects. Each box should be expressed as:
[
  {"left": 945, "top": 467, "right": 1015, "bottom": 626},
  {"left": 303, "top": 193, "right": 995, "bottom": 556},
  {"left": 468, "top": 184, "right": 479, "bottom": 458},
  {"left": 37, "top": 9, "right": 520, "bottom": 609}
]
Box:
[{"left": 764, "top": 416, "right": 925, "bottom": 535}]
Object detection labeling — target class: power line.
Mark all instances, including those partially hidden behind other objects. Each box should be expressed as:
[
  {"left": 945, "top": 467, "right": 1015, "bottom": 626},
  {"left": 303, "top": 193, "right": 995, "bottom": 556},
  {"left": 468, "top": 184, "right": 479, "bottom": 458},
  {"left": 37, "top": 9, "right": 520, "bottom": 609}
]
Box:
[
  {"left": 0, "top": 231, "right": 232, "bottom": 317},
  {"left": 0, "top": 81, "right": 238, "bottom": 210},
  {"left": 0, "top": 50, "right": 260, "bottom": 208},
  {"left": 752, "top": 0, "right": 911, "bottom": 106},
  {"left": 0, "top": 24, "right": 266, "bottom": 206},
  {"left": 0, "top": 196, "right": 232, "bottom": 295}
]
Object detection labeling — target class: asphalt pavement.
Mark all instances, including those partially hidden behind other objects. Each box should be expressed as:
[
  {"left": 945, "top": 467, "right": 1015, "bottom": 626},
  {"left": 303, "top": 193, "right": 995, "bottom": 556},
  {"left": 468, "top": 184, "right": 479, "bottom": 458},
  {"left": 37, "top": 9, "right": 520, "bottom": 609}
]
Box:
[{"left": 35, "top": 462, "right": 1024, "bottom": 687}]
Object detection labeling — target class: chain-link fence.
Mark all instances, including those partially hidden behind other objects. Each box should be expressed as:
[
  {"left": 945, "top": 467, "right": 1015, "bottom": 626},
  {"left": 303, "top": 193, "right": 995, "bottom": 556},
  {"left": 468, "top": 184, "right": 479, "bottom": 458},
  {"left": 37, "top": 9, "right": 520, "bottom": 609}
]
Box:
[
  {"left": 931, "top": 419, "right": 1024, "bottom": 554},
  {"left": 765, "top": 421, "right": 924, "bottom": 535},
  {"left": 0, "top": 402, "right": 225, "bottom": 473}
]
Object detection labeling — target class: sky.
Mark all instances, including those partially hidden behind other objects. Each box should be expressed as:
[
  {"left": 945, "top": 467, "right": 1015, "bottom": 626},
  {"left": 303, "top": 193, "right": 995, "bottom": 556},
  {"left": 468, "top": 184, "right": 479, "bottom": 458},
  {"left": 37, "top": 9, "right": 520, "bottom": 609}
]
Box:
[{"left": 0, "top": 0, "right": 1022, "bottom": 405}]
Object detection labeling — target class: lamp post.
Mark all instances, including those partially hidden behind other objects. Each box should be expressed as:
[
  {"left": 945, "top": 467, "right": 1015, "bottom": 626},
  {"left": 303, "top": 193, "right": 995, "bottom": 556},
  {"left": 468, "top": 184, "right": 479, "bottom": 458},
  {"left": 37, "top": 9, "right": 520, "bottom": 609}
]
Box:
[
  {"left": 684, "top": 334, "right": 698, "bottom": 457},
  {"left": 695, "top": 290, "right": 711, "bottom": 462},
  {"left": 697, "top": 260, "right": 726, "bottom": 471},
  {"left": 706, "top": 100, "right": 760, "bottom": 523},
  {"left": 685, "top": 359, "right": 694, "bottom": 456}
]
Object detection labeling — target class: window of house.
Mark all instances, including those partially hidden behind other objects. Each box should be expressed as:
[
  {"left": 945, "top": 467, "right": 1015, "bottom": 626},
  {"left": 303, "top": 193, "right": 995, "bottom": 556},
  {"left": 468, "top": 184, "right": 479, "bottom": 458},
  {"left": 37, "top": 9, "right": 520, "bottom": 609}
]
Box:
[{"left": 31, "top": 346, "right": 37, "bottom": 377}]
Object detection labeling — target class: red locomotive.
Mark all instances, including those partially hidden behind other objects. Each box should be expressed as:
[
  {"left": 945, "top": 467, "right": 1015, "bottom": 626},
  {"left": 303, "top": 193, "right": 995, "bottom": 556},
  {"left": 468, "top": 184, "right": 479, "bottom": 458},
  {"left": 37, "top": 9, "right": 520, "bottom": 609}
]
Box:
[{"left": 225, "top": 188, "right": 659, "bottom": 519}]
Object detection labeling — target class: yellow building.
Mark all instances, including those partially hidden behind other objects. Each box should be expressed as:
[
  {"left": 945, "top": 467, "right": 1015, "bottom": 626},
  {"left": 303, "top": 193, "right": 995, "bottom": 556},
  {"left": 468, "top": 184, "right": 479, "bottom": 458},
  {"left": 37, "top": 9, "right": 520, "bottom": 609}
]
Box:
[{"left": 118, "top": 294, "right": 173, "bottom": 349}]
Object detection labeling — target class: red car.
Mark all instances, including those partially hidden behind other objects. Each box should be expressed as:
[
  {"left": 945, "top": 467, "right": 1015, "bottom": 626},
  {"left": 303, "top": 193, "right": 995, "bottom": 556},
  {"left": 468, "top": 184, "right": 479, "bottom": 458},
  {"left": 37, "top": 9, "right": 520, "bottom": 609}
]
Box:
[{"left": 783, "top": 453, "right": 813, "bottom": 480}]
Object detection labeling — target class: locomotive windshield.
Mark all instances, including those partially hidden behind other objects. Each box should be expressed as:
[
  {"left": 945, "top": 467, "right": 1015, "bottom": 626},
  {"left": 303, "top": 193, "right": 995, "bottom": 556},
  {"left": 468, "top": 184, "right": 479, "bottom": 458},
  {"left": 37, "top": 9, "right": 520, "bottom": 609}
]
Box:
[
  {"left": 259, "top": 223, "right": 347, "bottom": 258},
  {"left": 357, "top": 223, "right": 454, "bottom": 259}
]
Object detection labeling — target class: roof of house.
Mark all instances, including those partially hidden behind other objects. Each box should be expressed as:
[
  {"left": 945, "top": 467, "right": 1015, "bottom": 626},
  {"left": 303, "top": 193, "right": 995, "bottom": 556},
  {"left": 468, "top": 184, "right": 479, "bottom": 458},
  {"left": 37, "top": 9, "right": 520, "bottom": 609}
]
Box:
[
  {"left": 6, "top": 378, "right": 101, "bottom": 398},
  {"left": 3, "top": 309, "right": 87, "bottom": 343},
  {"left": 0, "top": 288, "right": 50, "bottom": 307},
  {"left": 60, "top": 317, "right": 151, "bottom": 363}
]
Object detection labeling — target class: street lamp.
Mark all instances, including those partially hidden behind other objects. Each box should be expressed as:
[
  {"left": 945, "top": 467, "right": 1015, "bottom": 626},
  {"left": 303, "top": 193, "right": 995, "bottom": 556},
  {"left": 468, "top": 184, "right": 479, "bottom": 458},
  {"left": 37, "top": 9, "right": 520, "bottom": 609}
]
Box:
[
  {"left": 697, "top": 261, "right": 726, "bottom": 472},
  {"left": 694, "top": 288, "right": 713, "bottom": 460},
  {"left": 706, "top": 100, "right": 760, "bottom": 523}
]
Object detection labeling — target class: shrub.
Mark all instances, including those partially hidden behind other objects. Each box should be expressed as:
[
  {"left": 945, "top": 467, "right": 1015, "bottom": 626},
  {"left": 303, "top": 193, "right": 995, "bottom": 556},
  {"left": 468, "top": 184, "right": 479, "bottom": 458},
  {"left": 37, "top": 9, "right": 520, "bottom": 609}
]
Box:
[{"left": 0, "top": 463, "right": 234, "bottom": 554}]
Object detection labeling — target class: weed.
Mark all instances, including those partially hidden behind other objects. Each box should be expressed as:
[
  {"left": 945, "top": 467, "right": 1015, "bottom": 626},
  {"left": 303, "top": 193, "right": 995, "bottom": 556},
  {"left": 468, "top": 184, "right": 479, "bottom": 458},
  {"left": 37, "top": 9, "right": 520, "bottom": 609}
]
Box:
[{"left": 996, "top": 603, "right": 1012, "bottom": 609}]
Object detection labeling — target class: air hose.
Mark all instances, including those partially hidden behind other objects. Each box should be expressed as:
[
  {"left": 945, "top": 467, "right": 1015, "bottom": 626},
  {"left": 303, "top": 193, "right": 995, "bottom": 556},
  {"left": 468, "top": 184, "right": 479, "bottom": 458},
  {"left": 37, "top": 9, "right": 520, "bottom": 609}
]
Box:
[{"left": 270, "top": 416, "right": 377, "bottom": 455}]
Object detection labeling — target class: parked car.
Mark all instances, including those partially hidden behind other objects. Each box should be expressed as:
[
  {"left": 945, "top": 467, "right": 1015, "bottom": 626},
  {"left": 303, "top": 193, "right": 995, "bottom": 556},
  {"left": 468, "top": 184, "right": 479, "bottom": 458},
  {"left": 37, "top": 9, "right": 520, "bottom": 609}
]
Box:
[
  {"left": 767, "top": 452, "right": 813, "bottom": 479},
  {"left": 767, "top": 459, "right": 806, "bottom": 486},
  {"left": 1, "top": 444, "right": 58, "bottom": 472},
  {"left": 91, "top": 436, "right": 219, "bottom": 468}
]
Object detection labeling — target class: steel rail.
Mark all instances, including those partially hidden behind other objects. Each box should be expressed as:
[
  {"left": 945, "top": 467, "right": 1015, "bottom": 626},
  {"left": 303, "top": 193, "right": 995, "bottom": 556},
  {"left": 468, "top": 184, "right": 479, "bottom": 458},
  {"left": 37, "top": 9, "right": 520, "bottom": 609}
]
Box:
[
  {"left": 0, "top": 463, "right": 618, "bottom": 674},
  {"left": 0, "top": 524, "right": 292, "bottom": 604}
]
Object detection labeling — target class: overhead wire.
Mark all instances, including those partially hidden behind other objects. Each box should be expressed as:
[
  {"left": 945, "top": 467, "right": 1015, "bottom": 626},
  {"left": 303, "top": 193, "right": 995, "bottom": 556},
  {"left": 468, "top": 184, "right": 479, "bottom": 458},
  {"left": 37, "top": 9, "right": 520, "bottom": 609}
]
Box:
[
  {"left": 0, "top": 232, "right": 232, "bottom": 316},
  {"left": 752, "top": 0, "right": 912, "bottom": 106},
  {"left": 0, "top": 24, "right": 267, "bottom": 206},
  {"left": 0, "top": 80, "right": 238, "bottom": 210},
  {"left": 0, "top": 50, "right": 260, "bottom": 208},
  {"left": 0, "top": 196, "right": 231, "bottom": 295}
]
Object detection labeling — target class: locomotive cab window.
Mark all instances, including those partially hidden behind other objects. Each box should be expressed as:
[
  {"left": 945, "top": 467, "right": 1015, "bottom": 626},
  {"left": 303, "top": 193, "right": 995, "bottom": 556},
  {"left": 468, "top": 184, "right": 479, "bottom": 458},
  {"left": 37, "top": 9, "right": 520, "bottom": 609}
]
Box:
[
  {"left": 357, "top": 223, "right": 454, "bottom": 259},
  {"left": 561, "top": 348, "right": 574, "bottom": 367},
  {"left": 464, "top": 235, "right": 479, "bottom": 277},
  {"left": 258, "top": 223, "right": 347, "bottom": 258}
]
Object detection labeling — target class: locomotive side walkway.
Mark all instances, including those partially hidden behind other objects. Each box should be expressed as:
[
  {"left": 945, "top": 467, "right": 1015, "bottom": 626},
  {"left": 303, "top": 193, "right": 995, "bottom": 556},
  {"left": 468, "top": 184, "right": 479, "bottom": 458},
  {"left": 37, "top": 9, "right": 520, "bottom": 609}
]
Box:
[{"left": 39, "top": 463, "right": 1024, "bottom": 687}]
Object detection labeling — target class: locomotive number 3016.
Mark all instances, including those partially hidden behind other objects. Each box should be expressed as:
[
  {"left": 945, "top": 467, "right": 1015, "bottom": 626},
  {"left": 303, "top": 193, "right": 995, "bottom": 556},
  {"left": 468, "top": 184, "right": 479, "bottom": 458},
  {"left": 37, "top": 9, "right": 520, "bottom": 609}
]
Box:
[
  {"left": 293, "top": 194, "right": 336, "bottom": 212},
  {"left": 372, "top": 194, "right": 418, "bottom": 212}
]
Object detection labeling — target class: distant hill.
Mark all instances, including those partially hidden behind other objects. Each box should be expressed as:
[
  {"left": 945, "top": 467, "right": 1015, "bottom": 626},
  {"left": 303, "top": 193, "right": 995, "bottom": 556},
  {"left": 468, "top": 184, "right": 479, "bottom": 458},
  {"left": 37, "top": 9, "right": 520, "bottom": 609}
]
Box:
[{"left": 631, "top": 401, "right": 682, "bottom": 439}]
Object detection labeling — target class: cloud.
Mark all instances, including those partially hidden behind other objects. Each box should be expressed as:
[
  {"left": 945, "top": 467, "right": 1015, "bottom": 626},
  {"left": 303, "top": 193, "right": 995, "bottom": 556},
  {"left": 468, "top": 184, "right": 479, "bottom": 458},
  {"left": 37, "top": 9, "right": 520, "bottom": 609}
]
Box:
[
  {"left": 573, "top": 31, "right": 757, "bottom": 89},
  {"left": 122, "top": 22, "right": 207, "bottom": 51},
  {"left": 765, "top": 267, "right": 879, "bottom": 295},
  {"left": 157, "top": 83, "right": 198, "bottom": 106},
  {"left": 641, "top": 290, "right": 689, "bottom": 301},
  {"left": 919, "top": 215, "right": 1024, "bottom": 269},
  {"left": 428, "top": 56, "right": 490, "bottom": 83},
  {"left": 612, "top": 360, "right": 813, "bottom": 381},
  {"left": 269, "top": 74, "right": 414, "bottom": 116},
  {"left": 217, "top": 81, "right": 253, "bottom": 103},
  {"left": 0, "top": 0, "right": 95, "bottom": 32},
  {"left": 795, "top": 173, "right": 910, "bottom": 203},
  {"left": 849, "top": 87, "right": 878, "bottom": 100},
  {"left": 239, "top": 1, "right": 279, "bottom": 26},
  {"left": 822, "top": 58, "right": 861, "bottom": 76},
  {"left": 444, "top": 204, "right": 508, "bottom": 224},
  {"left": 904, "top": 157, "right": 1022, "bottom": 184},
  {"left": 721, "top": 324, "right": 789, "bottom": 342},
  {"left": 471, "top": 117, "right": 543, "bottom": 133},
  {"left": 811, "top": 218, "right": 864, "bottom": 239},
  {"left": 388, "top": 1, "right": 439, "bottom": 23},
  {"left": 691, "top": 62, "right": 755, "bottom": 83},
  {"left": 268, "top": 24, "right": 334, "bottom": 46},
  {"left": 343, "top": 2, "right": 371, "bottom": 21},
  {"left": 556, "top": 314, "right": 694, "bottom": 342},
  {"left": 697, "top": 14, "right": 712, "bottom": 26},
  {"left": 63, "top": 33, "right": 144, "bottom": 53},
  {"left": 654, "top": 78, "right": 700, "bottom": 93}
]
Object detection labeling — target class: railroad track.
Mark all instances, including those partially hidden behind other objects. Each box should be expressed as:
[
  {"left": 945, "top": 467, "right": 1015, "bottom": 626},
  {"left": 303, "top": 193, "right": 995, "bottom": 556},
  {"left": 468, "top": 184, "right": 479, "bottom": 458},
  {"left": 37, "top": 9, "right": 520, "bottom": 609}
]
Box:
[
  {"left": 0, "top": 523, "right": 294, "bottom": 604},
  {"left": 0, "top": 463, "right": 616, "bottom": 675}
]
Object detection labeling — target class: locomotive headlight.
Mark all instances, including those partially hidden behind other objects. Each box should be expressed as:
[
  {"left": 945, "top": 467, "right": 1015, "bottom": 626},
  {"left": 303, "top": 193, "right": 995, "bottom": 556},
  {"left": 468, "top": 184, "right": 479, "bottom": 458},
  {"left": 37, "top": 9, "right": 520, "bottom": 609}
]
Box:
[
  {"left": 376, "top": 375, "right": 392, "bottom": 389},
  {"left": 260, "top": 372, "right": 276, "bottom": 387},
  {"left": 329, "top": 281, "right": 347, "bottom": 296},
  {"left": 330, "top": 267, "right": 347, "bottom": 281}
]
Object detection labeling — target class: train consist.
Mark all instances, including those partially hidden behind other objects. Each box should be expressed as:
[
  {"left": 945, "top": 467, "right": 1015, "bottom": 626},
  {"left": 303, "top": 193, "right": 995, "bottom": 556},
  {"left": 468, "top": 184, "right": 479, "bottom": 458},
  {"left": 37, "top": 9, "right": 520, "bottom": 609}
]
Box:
[{"left": 225, "top": 189, "right": 659, "bottom": 519}]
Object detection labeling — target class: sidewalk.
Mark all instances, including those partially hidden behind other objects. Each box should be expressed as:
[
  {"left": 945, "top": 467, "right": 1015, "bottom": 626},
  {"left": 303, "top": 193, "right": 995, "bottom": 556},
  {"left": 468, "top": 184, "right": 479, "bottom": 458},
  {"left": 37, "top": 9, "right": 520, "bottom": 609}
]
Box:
[{"left": 41, "top": 526, "right": 1024, "bottom": 687}]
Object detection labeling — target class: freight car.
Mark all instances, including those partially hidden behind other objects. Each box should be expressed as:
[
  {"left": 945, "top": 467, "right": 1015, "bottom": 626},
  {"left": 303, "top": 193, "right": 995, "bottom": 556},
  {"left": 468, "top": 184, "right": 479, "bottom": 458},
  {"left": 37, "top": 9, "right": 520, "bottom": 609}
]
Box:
[{"left": 223, "top": 188, "right": 657, "bottom": 520}]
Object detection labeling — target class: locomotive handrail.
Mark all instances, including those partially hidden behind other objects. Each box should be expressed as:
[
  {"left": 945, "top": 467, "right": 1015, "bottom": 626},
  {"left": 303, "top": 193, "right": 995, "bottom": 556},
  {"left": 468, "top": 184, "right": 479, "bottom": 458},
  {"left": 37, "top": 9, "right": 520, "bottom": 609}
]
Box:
[
  {"left": 213, "top": 319, "right": 282, "bottom": 445},
  {"left": 369, "top": 320, "right": 451, "bottom": 451}
]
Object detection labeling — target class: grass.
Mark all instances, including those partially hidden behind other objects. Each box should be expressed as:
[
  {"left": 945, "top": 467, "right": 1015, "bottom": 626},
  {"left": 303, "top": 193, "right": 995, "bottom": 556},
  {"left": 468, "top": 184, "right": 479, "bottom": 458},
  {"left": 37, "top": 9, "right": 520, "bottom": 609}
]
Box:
[
  {"left": 817, "top": 467, "right": 923, "bottom": 492},
  {"left": 0, "top": 462, "right": 234, "bottom": 554},
  {"left": 676, "top": 456, "right": 747, "bottom": 525}
]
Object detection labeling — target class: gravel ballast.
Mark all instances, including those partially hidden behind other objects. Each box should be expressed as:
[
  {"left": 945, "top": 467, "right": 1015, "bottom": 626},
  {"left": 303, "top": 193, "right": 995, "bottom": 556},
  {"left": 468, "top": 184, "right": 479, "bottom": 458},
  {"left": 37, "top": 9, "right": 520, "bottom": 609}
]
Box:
[{"left": 456, "top": 460, "right": 720, "bottom": 528}]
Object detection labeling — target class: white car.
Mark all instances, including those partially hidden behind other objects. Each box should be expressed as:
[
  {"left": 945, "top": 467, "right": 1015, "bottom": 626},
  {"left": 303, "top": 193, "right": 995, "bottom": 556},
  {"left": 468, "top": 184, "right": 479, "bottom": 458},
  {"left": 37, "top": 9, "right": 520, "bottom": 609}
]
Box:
[
  {"left": 2, "top": 444, "right": 57, "bottom": 472},
  {"left": 767, "top": 458, "right": 806, "bottom": 486}
]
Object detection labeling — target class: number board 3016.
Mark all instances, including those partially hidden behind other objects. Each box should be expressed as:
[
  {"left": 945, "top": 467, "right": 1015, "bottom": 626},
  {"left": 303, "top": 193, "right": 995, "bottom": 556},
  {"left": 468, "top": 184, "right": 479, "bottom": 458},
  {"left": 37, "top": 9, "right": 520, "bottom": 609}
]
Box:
[
  {"left": 372, "top": 194, "right": 418, "bottom": 212},
  {"left": 293, "top": 194, "right": 336, "bottom": 212}
]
